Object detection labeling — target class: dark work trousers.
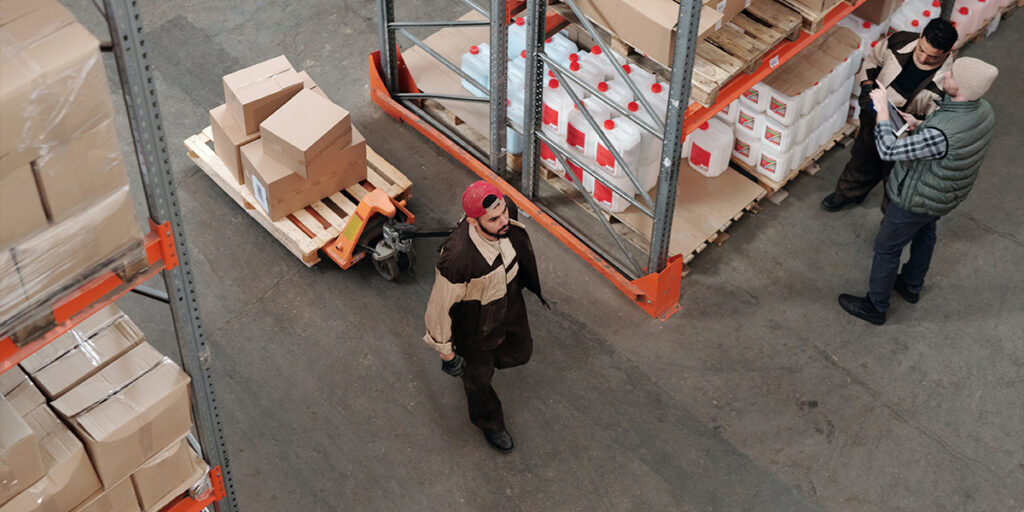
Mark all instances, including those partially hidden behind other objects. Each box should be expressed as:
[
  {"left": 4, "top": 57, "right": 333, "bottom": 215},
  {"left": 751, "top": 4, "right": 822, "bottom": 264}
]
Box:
[
  {"left": 833, "top": 110, "right": 894, "bottom": 208},
  {"left": 455, "top": 284, "right": 533, "bottom": 433},
  {"left": 868, "top": 201, "right": 939, "bottom": 312}
]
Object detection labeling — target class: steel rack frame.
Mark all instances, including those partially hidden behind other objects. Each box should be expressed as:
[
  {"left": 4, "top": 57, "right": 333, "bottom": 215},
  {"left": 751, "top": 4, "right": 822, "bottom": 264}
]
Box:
[{"left": 2, "top": 2, "right": 236, "bottom": 510}]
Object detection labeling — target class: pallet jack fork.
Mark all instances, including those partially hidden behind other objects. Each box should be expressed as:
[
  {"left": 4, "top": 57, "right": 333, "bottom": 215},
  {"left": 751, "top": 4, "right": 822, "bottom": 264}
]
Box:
[{"left": 322, "top": 188, "right": 418, "bottom": 280}]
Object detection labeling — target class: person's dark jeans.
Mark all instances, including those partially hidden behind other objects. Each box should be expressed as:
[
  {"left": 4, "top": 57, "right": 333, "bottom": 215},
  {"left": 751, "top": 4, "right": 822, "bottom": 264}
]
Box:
[{"left": 868, "top": 202, "right": 939, "bottom": 312}]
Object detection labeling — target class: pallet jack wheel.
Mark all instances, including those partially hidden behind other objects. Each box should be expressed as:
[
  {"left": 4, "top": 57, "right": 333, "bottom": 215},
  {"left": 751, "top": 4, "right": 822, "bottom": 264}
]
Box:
[
  {"left": 373, "top": 255, "right": 400, "bottom": 281},
  {"left": 398, "top": 247, "right": 416, "bottom": 272}
]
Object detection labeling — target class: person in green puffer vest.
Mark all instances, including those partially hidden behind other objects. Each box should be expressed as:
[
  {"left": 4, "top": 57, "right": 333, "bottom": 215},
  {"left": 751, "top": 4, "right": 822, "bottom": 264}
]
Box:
[{"left": 839, "top": 57, "right": 998, "bottom": 325}]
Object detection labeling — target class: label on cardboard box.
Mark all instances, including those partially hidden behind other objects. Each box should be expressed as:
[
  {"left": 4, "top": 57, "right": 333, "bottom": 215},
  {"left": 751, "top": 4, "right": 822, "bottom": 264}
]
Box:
[{"left": 251, "top": 175, "right": 270, "bottom": 214}]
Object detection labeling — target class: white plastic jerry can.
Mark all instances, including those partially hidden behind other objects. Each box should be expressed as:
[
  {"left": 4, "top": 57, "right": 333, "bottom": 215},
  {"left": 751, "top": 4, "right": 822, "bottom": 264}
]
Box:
[
  {"left": 545, "top": 33, "right": 578, "bottom": 65},
  {"left": 756, "top": 144, "right": 793, "bottom": 183},
  {"left": 732, "top": 130, "right": 761, "bottom": 168},
  {"left": 508, "top": 50, "right": 527, "bottom": 94},
  {"left": 718, "top": 98, "right": 740, "bottom": 125},
  {"left": 765, "top": 86, "right": 805, "bottom": 126},
  {"left": 626, "top": 101, "right": 662, "bottom": 191},
  {"left": 566, "top": 98, "right": 614, "bottom": 158},
  {"left": 734, "top": 103, "right": 767, "bottom": 140},
  {"left": 565, "top": 60, "right": 602, "bottom": 99},
  {"left": 508, "top": 17, "right": 528, "bottom": 59},
  {"left": 539, "top": 139, "right": 563, "bottom": 172},
  {"left": 595, "top": 118, "right": 643, "bottom": 178},
  {"left": 584, "top": 167, "right": 637, "bottom": 213},
  {"left": 761, "top": 116, "right": 797, "bottom": 153},
  {"left": 739, "top": 81, "right": 771, "bottom": 112},
  {"left": 460, "top": 43, "right": 490, "bottom": 97},
  {"left": 687, "top": 118, "right": 733, "bottom": 178},
  {"left": 596, "top": 79, "right": 634, "bottom": 110},
  {"left": 542, "top": 78, "right": 574, "bottom": 137},
  {"left": 507, "top": 98, "right": 525, "bottom": 156},
  {"left": 621, "top": 63, "right": 656, "bottom": 89},
  {"left": 582, "top": 45, "right": 627, "bottom": 81}
]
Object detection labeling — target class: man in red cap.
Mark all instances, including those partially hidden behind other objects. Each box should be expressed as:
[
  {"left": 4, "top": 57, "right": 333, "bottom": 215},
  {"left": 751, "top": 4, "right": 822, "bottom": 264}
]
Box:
[{"left": 423, "top": 180, "right": 546, "bottom": 453}]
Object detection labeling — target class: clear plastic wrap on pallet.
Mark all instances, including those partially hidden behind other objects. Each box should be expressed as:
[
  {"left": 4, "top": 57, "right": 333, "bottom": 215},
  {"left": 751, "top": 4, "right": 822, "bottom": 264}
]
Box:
[{"left": 1, "top": 186, "right": 144, "bottom": 336}]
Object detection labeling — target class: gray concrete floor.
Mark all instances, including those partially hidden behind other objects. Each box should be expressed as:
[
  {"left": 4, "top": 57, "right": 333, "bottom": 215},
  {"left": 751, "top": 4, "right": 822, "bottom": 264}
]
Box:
[{"left": 63, "top": 1, "right": 1022, "bottom": 510}]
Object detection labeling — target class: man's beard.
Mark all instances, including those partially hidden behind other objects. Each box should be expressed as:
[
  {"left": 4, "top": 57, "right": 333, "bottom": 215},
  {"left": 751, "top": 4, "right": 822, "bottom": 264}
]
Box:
[{"left": 482, "top": 223, "right": 510, "bottom": 238}]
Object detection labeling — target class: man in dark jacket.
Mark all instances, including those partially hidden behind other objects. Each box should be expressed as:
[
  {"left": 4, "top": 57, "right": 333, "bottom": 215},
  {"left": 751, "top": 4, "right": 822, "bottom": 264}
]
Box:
[
  {"left": 423, "top": 181, "right": 544, "bottom": 452},
  {"left": 839, "top": 57, "right": 997, "bottom": 325},
  {"left": 822, "top": 19, "right": 958, "bottom": 212}
]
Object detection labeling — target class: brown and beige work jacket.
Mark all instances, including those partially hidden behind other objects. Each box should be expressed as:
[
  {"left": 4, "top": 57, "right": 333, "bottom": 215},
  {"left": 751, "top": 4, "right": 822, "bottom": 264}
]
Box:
[{"left": 856, "top": 31, "right": 955, "bottom": 118}]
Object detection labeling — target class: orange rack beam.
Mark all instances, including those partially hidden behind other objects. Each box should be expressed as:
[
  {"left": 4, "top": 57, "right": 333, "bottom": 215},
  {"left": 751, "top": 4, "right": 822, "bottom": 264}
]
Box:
[
  {"left": 1, "top": 220, "right": 177, "bottom": 372},
  {"left": 161, "top": 466, "right": 227, "bottom": 512},
  {"left": 681, "top": 0, "right": 867, "bottom": 137}
]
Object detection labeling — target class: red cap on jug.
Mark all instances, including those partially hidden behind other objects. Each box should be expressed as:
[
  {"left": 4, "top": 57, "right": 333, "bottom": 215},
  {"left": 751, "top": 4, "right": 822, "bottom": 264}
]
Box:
[
  {"left": 651, "top": 83, "right": 662, "bottom": 93},
  {"left": 521, "top": 50, "right": 526, "bottom": 59},
  {"left": 627, "top": 101, "right": 639, "bottom": 112},
  {"left": 932, "top": 0, "right": 940, "bottom": 6},
  {"left": 862, "top": 21, "right": 871, "bottom": 28},
  {"left": 604, "top": 119, "right": 615, "bottom": 130},
  {"left": 570, "top": 61, "right": 581, "bottom": 71},
  {"left": 470, "top": 45, "right": 479, "bottom": 55},
  {"left": 911, "top": 19, "right": 919, "bottom": 27},
  {"left": 546, "top": 37, "right": 553, "bottom": 43},
  {"left": 871, "top": 40, "right": 879, "bottom": 47},
  {"left": 622, "top": 64, "right": 632, "bottom": 73},
  {"left": 515, "top": 17, "right": 525, "bottom": 25},
  {"left": 591, "top": 45, "right": 602, "bottom": 55},
  {"left": 569, "top": 53, "right": 579, "bottom": 62},
  {"left": 699, "top": 122, "right": 709, "bottom": 130},
  {"left": 923, "top": 9, "right": 931, "bottom": 16},
  {"left": 959, "top": 6, "right": 969, "bottom": 13},
  {"left": 548, "top": 70, "right": 555, "bottom": 77},
  {"left": 549, "top": 79, "right": 559, "bottom": 88},
  {"left": 598, "top": 82, "right": 609, "bottom": 92}
]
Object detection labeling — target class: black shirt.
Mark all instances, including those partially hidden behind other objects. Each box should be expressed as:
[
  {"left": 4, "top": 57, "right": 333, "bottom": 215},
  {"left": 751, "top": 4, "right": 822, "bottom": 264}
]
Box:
[{"left": 891, "top": 58, "right": 936, "bottom": 99}]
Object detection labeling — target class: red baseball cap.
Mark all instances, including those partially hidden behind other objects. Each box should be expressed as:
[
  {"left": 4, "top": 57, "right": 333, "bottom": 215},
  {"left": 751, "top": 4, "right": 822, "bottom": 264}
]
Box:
[{"left": 461, "top": 180, "right": 504, "bottom": 218}]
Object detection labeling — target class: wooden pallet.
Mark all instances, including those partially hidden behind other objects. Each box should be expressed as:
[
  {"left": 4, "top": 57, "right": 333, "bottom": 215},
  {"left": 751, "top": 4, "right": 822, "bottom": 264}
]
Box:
[
  {"left": 184, "top": 127, "right": 412, "bottom": 267},
  {"left": 776, "top": 0, "right": 851, "bottom": 33},
  {"left": 2, "top": 240, "right": 147, "bottom": 345},
  {"left": 733, "top": 119, "right": 858, "bottom": 203},
  {"left": 424, "top": 100, "right": 524, "bottom": 174}
]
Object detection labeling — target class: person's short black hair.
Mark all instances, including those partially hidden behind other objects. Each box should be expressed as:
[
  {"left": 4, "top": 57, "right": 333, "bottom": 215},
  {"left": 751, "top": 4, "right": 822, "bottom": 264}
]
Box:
[{"left": 921, "top": 18, "right": 957, "bottom": 52}]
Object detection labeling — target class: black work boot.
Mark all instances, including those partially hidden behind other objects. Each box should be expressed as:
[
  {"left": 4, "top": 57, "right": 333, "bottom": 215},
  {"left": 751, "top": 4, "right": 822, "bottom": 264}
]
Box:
[
  {"left": 893, "top": 275, "right": 920, "bottom": 303},
  {"left": 821, "top": 193, "right": 856, "bottom": 212},
  {"left": 483, "top": 430, "right": 514, "bottom": 453},
  {"left": 838, "top": 294, "right": 886, "bottom": 325}
]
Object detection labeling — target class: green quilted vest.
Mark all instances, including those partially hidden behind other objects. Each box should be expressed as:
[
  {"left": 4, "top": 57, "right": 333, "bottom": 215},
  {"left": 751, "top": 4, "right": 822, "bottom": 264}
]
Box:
[{"left": 885, "top": 97, "right": 995, "bottom": 217}]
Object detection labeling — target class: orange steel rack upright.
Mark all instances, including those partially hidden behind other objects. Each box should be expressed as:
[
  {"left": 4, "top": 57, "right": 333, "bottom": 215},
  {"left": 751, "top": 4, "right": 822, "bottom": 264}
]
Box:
[
  {"left": 372, "top": 0, "right": 863, "bottom": 319},
  {"left": 1, "top": 1, "right": 236, "bottom": 510}
]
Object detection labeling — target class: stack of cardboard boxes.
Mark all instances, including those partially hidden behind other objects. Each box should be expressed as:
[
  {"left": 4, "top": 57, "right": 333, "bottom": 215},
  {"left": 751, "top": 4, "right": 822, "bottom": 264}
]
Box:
[
  {"left": 0, "top": 304, "right": 207, "bottom": 512},
  {"left": 209, "top": 56, "right": 367, "bottom": 221},
  {"left": 0, "top": 0, "right": 143, "bottom": 333}
]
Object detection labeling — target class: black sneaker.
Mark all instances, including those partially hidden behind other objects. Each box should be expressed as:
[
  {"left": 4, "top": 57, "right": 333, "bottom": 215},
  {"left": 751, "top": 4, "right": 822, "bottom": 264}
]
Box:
[
  {"left": 893, "top": 275, "right": 920, "bottom": 304},
  {"left": 484, "top": 430, "right": 514, "bottom": 453},
  {"left": 838, "top": 294, "right": 886, "bottom": 325},
  {"left": 821, "top": 193, "right": 855, "bottom": 212}
]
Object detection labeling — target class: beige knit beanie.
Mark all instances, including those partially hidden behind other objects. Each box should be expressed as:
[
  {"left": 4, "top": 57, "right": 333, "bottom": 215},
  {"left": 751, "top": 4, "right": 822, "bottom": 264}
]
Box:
[{"left": 951, "top": 57, "right": 998, "bottom": 101}]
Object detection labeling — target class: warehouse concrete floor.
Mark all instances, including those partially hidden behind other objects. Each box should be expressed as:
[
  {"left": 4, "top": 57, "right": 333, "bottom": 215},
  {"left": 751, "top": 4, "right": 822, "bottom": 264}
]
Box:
[{"left": 66, "top": 1, "right": 1022, "bottom": 510}]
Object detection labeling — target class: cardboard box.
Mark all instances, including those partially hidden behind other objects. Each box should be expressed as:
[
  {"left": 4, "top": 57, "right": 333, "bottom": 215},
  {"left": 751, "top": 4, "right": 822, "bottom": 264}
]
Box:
[
  {"left": 14, "top": 187, "right": 143, "bottom": 304},
  {"left": 0, "top": 395, "right": 45, "bottom": 505},
  {"left": 19, "top": 304, "right": 125, "bottom": 377},
  {"left": 223, "top": 55, "right": 303, "bottom": 135},
  {"left": 33, "top": 119, "right": 130, "bottom": 222},
  {"left": 1, "top": 404, "right": 102, "bottom": 512},
  {"left": 23, "top": 315, "right": 145, "bottom": 400},
  {"left": 0, "top": 163, "right": 48, "bottom": 248},
  {"left": 706, "top": 0, "right": 750, "bottom": 27},
  {"left": 572, "top": 0, "right": 721, "bottom": 67},
  {"left": 0, "top": 1, "right": 115, "bottom": 174},
  {"left": 209, "top": 104, "right": 260, "bottom": 185},
  {"left": 854, "top": 0, "right": 901, "bottom": 24},
  {"left": 259, "top": 89, "right": 352, "bottom": 179},
  {"left": 241, "top": 129, "right": 367, "bottom": 221},
  {"left": 786, "top": 0, "right": 839, "bottom": 14},
  {"left": 131, "top": 439, "right": 208, "bottom": 512},
  {"left": 297, "top": 70, "right": 330, "bottom": 100},
  {"left": 0, "top": 249, "right": 27, "bottom": 323},
  {"left": 71, "top": 477, "right": 140, "bottom": 512},
  {"left": 5, "top": 377, "right": 45, "bottom": 417},
  {"left": 0, "top": 365, "right": 28, "bottom": 397},
  {"left": 51, "top": 343, "right": 193, "bottom": 487}
]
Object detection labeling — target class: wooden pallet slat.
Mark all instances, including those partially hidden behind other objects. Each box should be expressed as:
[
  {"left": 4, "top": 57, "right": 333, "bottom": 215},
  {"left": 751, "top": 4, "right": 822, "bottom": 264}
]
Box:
[{"left": 183, "top": 127, "right": 412, "bottom": 267}]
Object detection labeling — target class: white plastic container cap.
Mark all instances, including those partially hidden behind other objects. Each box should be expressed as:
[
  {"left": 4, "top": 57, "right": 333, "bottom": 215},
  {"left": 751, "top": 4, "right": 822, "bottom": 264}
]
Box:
[
  {"left": 507, "top": 17, "right": 528, "bottom": 59},
  {"left": 595, "top": 118, "right": 643, "bottom": 178},
  {"left": 687, "top": 118, "right": 733, "bottom": 178},
  {"left": 460, "top": 43, "right": 490, "bottom": 98},
  {"left": 596, "top": 80, "right": 634, "bottom": 109}
]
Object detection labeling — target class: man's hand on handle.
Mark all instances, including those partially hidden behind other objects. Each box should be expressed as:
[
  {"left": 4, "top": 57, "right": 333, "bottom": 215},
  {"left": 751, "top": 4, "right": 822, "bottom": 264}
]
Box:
[{"left": 441, "top": 352, "right": 464, "bottom": 377}]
